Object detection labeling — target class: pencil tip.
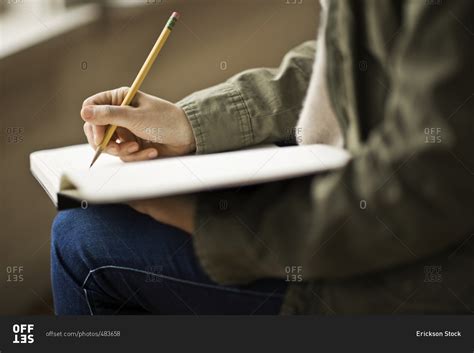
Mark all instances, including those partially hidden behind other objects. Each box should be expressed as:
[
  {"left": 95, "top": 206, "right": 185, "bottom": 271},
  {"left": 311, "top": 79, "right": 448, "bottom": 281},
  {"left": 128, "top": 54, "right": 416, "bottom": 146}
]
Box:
[{"left": 89, "top": 148, "right": 102, "bottom": 169}]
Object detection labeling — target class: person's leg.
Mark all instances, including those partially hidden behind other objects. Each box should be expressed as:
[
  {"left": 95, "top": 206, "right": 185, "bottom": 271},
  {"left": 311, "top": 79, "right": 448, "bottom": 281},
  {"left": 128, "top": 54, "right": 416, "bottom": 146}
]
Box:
[{"left": 51, "top": 204, "right": 287, "bottom": 315}]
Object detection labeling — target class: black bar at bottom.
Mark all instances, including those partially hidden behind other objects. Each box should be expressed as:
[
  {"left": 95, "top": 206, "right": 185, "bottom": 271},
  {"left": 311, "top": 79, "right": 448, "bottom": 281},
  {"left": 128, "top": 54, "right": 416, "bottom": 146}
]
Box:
[{"left": 0, "top": 315, "right": 472, "bottom": 353}]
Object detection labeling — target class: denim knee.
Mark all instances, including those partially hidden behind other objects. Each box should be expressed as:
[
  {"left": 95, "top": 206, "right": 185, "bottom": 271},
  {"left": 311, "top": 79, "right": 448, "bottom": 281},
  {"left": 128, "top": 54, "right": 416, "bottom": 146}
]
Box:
[
  {"left": 52, "top": 208, "right": 92, "bottom": 251},
  {"left": 51, "top": 205, "right": 141, "bottom": 273},
  {"left": 51, "top": 207, "right": 106, "bottom": 277}
]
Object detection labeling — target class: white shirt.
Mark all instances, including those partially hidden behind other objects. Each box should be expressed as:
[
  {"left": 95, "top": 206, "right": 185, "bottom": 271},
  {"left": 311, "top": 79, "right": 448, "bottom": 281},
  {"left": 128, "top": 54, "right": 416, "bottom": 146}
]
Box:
[{"left": 297, "top": 0, "right": 343, "bottom": 147}]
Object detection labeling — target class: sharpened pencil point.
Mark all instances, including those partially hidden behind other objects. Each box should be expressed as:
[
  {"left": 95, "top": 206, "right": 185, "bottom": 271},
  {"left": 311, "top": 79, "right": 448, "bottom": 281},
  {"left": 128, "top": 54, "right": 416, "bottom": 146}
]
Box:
[{"left": 89, "top": 148, "right": 102, "bottom": 169}]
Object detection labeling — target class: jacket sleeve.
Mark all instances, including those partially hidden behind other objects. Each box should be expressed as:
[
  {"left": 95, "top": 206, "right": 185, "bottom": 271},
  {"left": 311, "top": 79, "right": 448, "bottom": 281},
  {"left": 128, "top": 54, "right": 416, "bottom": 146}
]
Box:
[
  {"left": 176, "top": 41, "right": 315, "bottom": 154},
  {"left": 191, "top": 0, "right": 474, "bottom": 284}
]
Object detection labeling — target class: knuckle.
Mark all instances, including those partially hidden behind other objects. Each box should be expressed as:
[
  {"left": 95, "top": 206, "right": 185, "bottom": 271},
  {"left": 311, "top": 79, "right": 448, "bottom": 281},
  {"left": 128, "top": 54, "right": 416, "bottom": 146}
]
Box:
[
  {"left": 119, "top": 86, "right": 130, "bottom": 96},
  {"left": 82, "top": 97, "right": 93, "bottom": 107}
]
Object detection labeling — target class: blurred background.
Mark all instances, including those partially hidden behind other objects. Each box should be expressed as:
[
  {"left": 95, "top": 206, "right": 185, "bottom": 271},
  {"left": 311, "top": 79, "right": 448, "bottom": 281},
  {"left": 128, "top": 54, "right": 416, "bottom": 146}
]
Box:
[{"left": 0, "top": 0, "right": 319, "bottom": 314}]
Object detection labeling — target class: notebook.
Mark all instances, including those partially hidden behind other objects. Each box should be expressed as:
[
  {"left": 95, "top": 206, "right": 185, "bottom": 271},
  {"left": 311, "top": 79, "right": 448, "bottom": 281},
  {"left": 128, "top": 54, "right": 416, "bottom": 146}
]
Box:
[{"left": 30, "top": 144, "right": 351, "bottom": 209}]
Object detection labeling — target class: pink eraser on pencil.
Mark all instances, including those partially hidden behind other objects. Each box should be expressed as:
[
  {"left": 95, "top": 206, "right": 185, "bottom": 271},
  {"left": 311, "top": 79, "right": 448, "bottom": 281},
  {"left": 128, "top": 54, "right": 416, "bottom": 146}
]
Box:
[{"left": 172, "top": 12, "right": 180, "bottom": 20}]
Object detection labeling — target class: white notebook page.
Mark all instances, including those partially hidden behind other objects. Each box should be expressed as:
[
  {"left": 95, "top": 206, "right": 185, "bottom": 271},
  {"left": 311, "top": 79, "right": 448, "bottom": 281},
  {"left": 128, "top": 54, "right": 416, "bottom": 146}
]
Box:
[{"left": 31, "top": 144, "right": 351, "bottom": 204}]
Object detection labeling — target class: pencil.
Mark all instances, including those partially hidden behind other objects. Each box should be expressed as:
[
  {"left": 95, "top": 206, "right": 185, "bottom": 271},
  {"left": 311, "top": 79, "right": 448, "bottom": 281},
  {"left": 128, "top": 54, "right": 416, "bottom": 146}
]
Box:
[{"left": 89, "top": 11, "right": 180, "bottom": 168}]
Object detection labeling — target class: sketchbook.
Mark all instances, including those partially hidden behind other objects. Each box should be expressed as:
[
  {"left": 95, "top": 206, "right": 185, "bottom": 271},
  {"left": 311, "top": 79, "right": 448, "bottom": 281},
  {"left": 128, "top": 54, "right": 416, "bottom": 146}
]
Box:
[{"left": 30, "top": 144, "right": 351, "bottom": 209}]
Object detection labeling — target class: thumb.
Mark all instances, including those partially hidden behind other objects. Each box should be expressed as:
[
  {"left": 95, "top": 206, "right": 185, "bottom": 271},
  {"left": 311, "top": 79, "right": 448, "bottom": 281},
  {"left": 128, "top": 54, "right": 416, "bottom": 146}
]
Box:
[{"left": 81, "top": 105, "right": 135, "bottom": 129}]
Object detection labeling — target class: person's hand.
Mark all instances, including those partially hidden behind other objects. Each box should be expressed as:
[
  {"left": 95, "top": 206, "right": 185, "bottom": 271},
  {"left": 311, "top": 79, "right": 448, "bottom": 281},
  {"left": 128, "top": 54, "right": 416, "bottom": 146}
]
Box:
[
  {"left": 81, "top": 87, "right": 196, "bottom": 161},
  {"left": 129, "top": 196, "right": 196, "bottom": 234}
]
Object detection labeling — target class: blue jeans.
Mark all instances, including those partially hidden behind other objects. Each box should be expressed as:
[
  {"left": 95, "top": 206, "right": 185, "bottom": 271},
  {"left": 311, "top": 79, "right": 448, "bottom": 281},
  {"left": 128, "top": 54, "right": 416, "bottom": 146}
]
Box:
[{"left": 51, "top": 204, "right": 287, "bottom": 315}]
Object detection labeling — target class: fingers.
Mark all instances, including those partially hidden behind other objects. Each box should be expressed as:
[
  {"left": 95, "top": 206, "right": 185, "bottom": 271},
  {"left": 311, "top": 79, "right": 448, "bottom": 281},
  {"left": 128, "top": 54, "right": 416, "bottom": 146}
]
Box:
[
  {"left": 81, "top": 104, "right": 137, "bottom": 129},
  {"left": 91, "top": 137, "right": 158, "bottom": 162},
  {"left": 85, "top": 122, "right": 112, "bottom": 146},
  {"left": 120, "top": 147, "right": 158, "bottom": 162},
  {"left": 84, "top": 122, "right": 96, "bottom": 149},
  {"left": 85, "top": 122, "right": 134, "bottom": 149},
  {"left": 84, "top": 122, "right": 123, "bottom": 155},
  {"left": 82, "top": 87, "right": 145, "bottom": 108},
  {"left": 115, "top": 141, "right": 139, "bottom": 156},
  {"left": 115, "top": 127, "right": 136, "bottom": 143},
  {"left": 92, "top": 125, "right": 105, "bottom": 146},
  {"left": 81, "top": 87, "right": 159, "bottom": 162},
  {"left": 81, "top": 87, "right": 146, "bottom": 132}
]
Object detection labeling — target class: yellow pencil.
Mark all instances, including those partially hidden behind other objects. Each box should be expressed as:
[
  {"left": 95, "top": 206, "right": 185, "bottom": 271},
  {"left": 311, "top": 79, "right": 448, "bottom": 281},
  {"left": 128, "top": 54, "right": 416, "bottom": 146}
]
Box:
[{"left": 89, "top": 11, "right": 180, "bottom": 168}]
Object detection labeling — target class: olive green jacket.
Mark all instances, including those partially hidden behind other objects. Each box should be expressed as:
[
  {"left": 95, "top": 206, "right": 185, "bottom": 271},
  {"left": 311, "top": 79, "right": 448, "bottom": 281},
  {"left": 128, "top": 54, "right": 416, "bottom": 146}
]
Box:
[{"left": 177, "top": 0, "right": 474, "bottom": 314}]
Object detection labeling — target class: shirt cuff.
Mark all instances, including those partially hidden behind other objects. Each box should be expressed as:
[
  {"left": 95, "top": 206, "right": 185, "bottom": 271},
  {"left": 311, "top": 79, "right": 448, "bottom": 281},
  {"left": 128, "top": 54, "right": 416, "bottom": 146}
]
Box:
[{"left": 176, "top": 82, "right": 254, "bottom": 154}]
